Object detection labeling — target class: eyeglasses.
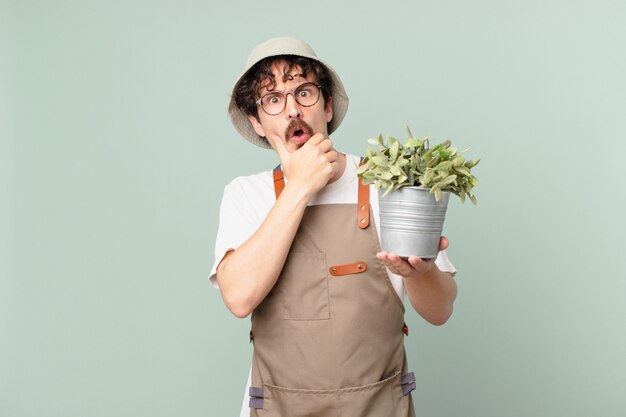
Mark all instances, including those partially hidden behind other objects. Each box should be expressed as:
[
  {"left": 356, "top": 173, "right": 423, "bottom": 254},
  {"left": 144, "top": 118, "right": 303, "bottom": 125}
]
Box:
[{"left": 255, "top": 82, "right": 323, "bottom": 116}]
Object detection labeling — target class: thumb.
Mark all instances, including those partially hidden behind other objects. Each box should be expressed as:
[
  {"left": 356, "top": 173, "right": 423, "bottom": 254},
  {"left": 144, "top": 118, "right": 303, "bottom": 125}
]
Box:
[
  {"left": 267, "top": 134, "right": 290, "bottom": 163},
  {"left": 439, "top": 236, "right": 449, "bottom": 251}
]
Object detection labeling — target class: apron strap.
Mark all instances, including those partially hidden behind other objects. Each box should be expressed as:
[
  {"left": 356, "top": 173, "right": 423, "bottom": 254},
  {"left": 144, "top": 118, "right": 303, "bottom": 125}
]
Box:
[
  {"left": 248, "top": 387, "right": 264, "bottom": 409},
  {"left": 358, "top": 158, "right": 370, "bottom": 229},
  {"left": 272, "top": 165, "right": 285, "bottom": 200},
  {"left": 400, "top": 372, "right": 416, "bottom": 396},
  {"left": 271, "top": 159, "right": 370, "bottom": 230}
]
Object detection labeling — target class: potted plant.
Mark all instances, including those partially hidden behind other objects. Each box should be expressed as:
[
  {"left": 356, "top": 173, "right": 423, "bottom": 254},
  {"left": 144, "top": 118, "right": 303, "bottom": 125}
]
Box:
[{"left": 356, "top": 127, "right": 480, "bottom": 258}]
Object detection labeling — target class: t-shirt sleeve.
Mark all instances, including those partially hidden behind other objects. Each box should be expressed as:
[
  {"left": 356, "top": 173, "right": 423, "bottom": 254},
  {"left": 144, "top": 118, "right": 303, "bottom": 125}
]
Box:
[
  {"left": 434, "top": 249, "right": 456, "bottom": 274},
  {"left": 208, "top": 180, "right": 263, "bottom": 289}
]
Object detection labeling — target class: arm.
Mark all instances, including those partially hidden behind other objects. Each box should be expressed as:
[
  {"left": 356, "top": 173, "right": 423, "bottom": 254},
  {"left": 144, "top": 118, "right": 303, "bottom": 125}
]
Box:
[
  {"left": 217, "top": 184, "right": 311, "bottom": 318},
  {"left": 216, "top": 134, "right": 339, "bottom": 318},
  {"left": 377, "top": 237, "right": 458, "bottom": 325}
]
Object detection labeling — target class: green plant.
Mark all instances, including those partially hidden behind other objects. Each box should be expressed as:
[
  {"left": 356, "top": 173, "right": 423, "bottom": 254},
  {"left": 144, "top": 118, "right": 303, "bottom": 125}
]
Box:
[{"left": 356, "top": 127, "right": 480, "bottom": 203}]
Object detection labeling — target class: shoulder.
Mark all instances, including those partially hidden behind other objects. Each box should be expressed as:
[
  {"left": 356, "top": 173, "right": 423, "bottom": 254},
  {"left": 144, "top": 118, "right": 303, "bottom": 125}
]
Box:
[
  {"left": 220, "top": 170, "right": 275, "bottom": 223},
  {"left": 222, "top": 170, "right": 275, "bottom": 205},
  {"left": 224, "top": 170, "right": 274, "bottom": 194}
]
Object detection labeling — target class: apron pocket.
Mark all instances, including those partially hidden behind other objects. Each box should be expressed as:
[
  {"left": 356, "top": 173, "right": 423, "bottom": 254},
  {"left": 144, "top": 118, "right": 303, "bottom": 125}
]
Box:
[
  {"left": 260, "top": 371, "right": 408, "bottom": 417},
  {"left": 278, "top": 251, "right": 329, "bottom": 320},
  {"left": 336, "top": 371, "right": 409, "bottom": 417}
]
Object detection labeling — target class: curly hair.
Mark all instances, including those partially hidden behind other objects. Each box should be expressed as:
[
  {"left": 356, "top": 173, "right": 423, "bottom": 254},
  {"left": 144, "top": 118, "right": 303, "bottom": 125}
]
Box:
[{"left": 233, "top": 55, "right": 334, "bottom": 121}]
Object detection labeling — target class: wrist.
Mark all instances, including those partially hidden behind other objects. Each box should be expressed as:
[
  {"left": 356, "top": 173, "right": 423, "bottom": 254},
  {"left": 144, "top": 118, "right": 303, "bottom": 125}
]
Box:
[
  {"left": 404, "top": 261, "right": 439, "bottom": 280},
  {"left": 282, "top": 180, "right": 315, "bottom": 206}
]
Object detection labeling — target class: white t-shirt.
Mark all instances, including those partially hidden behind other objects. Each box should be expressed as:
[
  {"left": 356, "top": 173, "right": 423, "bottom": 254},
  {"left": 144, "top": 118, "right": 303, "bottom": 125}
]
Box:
[{"left": 209, "top": 153, "right": 456, "bottom": 417}]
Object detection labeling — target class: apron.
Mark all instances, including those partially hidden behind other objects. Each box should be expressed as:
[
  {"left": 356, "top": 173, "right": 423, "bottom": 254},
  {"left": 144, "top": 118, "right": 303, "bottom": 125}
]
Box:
[{"left": 248, "top": 165, "right": 416, "bottom": 417}]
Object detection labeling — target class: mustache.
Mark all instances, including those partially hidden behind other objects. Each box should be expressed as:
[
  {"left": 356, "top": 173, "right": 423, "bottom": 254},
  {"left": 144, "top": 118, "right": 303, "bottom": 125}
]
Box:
[{"left": 285, "top": 119, "right": 314, "bottom": 139}]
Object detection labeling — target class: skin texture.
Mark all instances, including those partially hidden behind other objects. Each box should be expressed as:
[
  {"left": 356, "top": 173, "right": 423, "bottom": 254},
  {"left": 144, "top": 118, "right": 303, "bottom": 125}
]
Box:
[{"left": 217, "top": 60, "right": 457, "bottom": 325}]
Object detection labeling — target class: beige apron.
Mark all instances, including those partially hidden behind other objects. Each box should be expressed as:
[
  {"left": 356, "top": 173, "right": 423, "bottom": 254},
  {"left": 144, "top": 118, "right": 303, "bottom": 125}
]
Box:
[{"left": 248, "top": 166, "right": 416, "bottom": 417}]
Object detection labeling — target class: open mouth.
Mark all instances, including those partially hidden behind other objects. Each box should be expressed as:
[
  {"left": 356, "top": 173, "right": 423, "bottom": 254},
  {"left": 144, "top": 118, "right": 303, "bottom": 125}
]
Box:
[{"left": 287, "top": 122, "right": 313, "bottom": 144}]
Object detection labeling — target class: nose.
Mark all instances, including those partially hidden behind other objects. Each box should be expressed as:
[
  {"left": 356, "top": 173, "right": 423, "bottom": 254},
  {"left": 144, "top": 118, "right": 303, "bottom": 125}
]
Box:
[{"left": 284, "top": 93, "right": 302, "bottom": 119}]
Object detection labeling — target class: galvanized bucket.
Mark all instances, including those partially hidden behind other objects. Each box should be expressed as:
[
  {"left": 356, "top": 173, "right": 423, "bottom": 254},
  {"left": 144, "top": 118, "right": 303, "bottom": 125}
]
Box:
[{"left": 378, "top": 186, "right": 450, "bottom": 258}]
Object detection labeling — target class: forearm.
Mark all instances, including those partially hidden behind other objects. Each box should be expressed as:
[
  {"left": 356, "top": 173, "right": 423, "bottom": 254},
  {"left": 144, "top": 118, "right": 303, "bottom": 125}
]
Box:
[
  {"left": 217, "top": 183, "right": 312, "bottom": 318},
  {"left": 403, "top": 268, "right": 457, "bottom": 326}
]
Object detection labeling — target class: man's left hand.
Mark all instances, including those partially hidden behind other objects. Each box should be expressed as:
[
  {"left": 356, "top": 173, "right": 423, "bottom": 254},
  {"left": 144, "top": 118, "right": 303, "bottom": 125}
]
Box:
[{"left": 376, "top": 236, "right": 449, "bottom": 279}]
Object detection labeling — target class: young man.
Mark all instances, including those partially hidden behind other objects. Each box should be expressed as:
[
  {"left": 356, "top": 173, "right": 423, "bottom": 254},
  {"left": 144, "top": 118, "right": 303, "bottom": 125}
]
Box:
[{"left": 209, "top": 37, "right": 458, "bottom": 417}]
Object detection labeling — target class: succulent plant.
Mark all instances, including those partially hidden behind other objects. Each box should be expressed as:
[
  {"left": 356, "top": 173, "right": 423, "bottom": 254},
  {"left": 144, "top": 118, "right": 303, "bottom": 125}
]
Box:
[{"left": 356, "top": 127, "right": 480, "bottom": 203}]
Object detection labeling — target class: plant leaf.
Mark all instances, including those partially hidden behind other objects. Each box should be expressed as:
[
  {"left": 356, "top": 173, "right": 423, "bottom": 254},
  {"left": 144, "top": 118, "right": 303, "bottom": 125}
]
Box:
[
  {"left": 371, "top": 156, "right": 389, "bottom": 166},
  {"left": 454, "top": 166, "right": 471, "bottom": 177},
  {"left": 433, "top": 187, "right": 442, "bottom": 202},
  {"left": 390, "top": 140, "right": 400, "bottom": 161},
  {"left": 438, "top": 174, "right": 458, "bottom": 187}
]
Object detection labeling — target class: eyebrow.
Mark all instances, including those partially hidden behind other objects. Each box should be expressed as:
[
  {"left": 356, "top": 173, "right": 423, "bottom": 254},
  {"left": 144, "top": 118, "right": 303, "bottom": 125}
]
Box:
[{"left": 261, "top": 75, "right": 309, "bottom": 93}]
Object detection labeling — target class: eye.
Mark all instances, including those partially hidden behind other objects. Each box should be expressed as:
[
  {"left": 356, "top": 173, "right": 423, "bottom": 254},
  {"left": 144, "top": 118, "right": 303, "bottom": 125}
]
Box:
[
  {"left": 298, "top": 89, "right": 311, "bottom": 98},
  {"left": 263, "top": 94, "right": 283, "bottom": 105}
]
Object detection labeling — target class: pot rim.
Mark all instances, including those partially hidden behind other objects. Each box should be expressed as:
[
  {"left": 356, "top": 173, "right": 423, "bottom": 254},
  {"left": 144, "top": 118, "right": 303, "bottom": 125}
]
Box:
[{"left": 385, "top": 185, "right": 451, "bottom": 193}]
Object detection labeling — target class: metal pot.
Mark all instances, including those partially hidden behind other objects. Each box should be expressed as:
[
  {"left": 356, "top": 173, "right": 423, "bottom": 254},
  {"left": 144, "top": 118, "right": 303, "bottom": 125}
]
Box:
[{"left": 378, "top": 186, "right": 450, "bottom": 258}]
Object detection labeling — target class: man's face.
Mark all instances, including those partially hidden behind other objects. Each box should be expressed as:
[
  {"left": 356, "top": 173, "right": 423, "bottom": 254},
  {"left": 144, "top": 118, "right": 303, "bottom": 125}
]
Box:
[{"left": 247, "top": 60, "right": 333, "bottom": 153}]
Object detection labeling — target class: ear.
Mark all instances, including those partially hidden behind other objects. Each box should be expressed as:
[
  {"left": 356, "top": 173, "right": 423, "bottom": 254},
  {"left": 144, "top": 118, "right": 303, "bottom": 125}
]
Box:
[
  {"left": 247, "top": 114, "right": 266, "bottom": 137},
  {"left": 325, "top": 96, "right": 333, "bottom": 123}
]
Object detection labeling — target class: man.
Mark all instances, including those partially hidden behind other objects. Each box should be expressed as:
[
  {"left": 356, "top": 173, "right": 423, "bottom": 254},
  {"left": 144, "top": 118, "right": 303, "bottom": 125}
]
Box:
[{"left": 209, "top": 37, "right": 458, "bottom": 417}]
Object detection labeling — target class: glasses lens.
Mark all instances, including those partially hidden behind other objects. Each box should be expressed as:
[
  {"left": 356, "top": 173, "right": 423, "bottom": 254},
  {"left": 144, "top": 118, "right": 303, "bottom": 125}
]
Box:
[
  {"left": 259, "top": 83, "right": 321, "bottom": 115},
  {"left": 261, "top": 93, "right": 284, "bottom": 115},
  {"left": 293, "top": 83, "right": 320, "bottom": 107}
]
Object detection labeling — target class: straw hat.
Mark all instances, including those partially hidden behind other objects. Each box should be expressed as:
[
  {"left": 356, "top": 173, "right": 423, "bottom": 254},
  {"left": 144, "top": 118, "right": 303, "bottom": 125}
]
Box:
[{"left": 228, "top": 37, "right": 349, "bottom": 148}]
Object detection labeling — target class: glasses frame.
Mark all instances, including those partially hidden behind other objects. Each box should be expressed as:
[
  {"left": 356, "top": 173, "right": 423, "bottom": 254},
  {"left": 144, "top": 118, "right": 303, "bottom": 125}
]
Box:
[{"left": 255, "top": 82, "right": 323, "bottom": 116}]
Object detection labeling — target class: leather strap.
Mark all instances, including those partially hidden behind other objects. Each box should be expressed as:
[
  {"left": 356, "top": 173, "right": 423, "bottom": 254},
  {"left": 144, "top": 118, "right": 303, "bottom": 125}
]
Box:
[
  {"left": 357, "top": 175, "right": 370, "bottom": 229},
  {"left": 357, "top": 157, "right": 370, "bottom": 229},
  {"left": 273, "top": 165, "right": 285, "bottom": 199},
  {"left": 328, "top": 261, "right": 368, "bottom": 276}
]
